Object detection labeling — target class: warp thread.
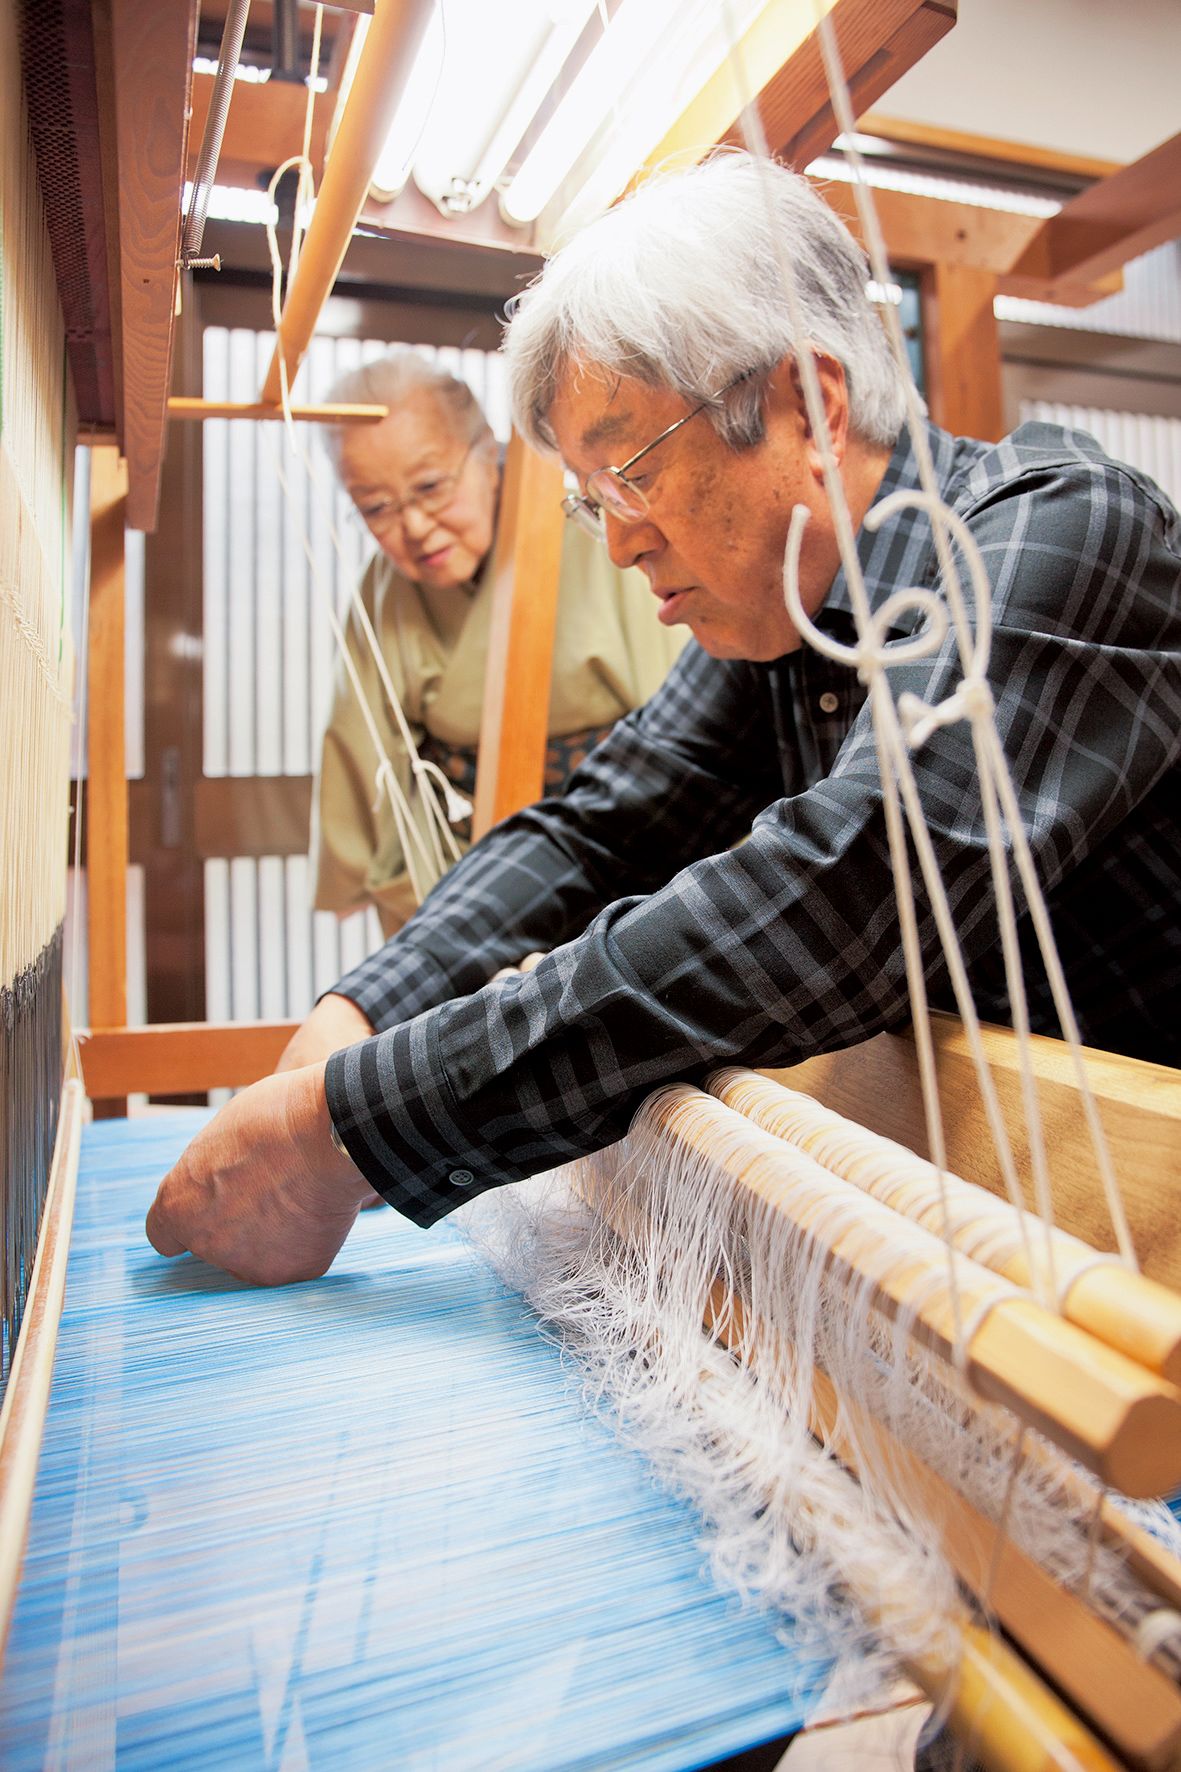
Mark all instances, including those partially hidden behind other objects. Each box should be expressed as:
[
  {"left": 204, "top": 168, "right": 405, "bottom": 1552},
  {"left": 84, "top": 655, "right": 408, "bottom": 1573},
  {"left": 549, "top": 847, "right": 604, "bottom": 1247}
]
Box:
[{"left": 0, "top": 923, "right": 64, "bottom": 1396}]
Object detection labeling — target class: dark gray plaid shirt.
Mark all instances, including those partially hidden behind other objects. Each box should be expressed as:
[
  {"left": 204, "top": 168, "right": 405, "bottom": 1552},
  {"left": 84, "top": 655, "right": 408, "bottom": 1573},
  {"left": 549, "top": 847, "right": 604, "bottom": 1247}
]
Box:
[{"left": 326, "top": 421, "right": 1181, "bottom": 1225}]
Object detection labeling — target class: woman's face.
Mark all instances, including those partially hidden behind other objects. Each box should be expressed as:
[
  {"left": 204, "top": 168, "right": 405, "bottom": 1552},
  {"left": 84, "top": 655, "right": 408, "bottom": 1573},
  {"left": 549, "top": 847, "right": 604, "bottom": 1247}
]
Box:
[{"left": 337, "top": 390, "right": 498, "bottom": 589}]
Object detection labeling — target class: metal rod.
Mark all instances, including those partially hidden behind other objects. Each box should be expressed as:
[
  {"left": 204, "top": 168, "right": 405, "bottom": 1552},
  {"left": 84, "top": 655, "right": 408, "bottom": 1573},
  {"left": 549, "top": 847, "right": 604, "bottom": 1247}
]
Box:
[
  {"left": 260, "top": 0, "right": 436, "bottom": 407},
  {"left": 181, "top": 0, "right": 252, "bottom": 265}
]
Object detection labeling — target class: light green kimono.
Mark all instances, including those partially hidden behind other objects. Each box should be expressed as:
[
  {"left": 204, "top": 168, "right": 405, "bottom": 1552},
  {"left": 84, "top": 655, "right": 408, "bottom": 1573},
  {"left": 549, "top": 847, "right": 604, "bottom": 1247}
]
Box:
[{"left": 311, "top": 524, "right": 686, "bottom": 935}]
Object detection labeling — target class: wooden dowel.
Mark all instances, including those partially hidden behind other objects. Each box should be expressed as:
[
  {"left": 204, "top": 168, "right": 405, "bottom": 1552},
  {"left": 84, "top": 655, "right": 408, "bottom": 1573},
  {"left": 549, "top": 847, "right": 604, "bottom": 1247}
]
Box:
[
  {"left": 86, "top": 447, "right": 129, "bottom": 1038},
  {"left": 710, "top": 1067, "right": 1181, "bottom": 1386},
  {"left": 645, "top": 1086, "right": 1181, "bottom": 1497},
  {"left": 167, "top": 398, "right": 388, "bottom": 424},
  {"left": 471, "top": 433, "right": 565, "bottom": 838},
  {"left": 704, "top": 1284, "right": 1181, "bottom": 1771},
  {"left": 259, "top": 0, "right": 435, "bottom": 406},
  {"left": 80, "top": 1020, "right": 297, "bottom": 1097},
  {"left": 0, "top": 1081, "right": 85, "bottom": 1666}
]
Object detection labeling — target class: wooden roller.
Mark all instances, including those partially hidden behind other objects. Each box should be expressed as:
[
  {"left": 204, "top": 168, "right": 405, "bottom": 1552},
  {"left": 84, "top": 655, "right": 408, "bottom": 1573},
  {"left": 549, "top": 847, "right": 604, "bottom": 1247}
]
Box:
[
  {"left": 640, "top": 1086, "right": 1181, "bottom": 1498},
  {"left": 703, "top": 1284, "right": 1181, "bottom": 1772},
  {"left": 710, "top": 1067, "right": 1181, "bottom": 1386}
]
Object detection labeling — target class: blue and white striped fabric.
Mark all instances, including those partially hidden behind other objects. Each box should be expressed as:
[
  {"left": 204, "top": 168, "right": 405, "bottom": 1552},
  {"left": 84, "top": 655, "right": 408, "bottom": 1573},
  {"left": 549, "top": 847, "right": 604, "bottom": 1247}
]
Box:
[{"left": 1, "top": 1117, "right": 825, "bottom": 1771}]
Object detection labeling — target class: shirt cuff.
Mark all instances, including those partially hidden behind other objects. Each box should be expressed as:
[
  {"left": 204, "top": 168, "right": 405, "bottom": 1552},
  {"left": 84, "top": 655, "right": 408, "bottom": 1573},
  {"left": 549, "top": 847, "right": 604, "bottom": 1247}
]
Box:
[
  {"left": 326, "top": 938, "right": 457, "bottom": 1035},
  {"left": 324, "top": 1011, "right": 520, "bottom": 1227}
]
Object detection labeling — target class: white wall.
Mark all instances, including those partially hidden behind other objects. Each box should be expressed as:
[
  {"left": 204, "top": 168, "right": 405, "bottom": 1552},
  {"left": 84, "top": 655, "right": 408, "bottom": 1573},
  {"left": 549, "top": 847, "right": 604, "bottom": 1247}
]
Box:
[{"left": 876, "top": 0, "right": 1181, "bottom": 165}]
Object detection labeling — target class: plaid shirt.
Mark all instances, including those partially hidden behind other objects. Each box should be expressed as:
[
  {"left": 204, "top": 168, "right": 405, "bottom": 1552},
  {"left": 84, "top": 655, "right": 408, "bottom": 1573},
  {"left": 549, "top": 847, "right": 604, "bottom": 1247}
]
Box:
[{"left": 326, "top": 421, "right": 1181, "bottom": 1225}]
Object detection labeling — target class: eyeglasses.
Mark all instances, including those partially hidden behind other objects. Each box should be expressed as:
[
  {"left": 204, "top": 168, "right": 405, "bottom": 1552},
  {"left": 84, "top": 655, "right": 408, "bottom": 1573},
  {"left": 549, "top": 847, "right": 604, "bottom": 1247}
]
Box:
[
  {"left": 355, "top": 438, "right": 479, "bottom": 529},
  {"left": 561, "top": 379, "right": 745, "bottom": 541}
]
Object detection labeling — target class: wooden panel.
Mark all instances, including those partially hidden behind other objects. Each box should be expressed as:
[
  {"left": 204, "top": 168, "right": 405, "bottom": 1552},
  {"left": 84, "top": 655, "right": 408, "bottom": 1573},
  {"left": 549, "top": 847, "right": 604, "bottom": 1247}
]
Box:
[
  {"left": 471, "top": 435, "right": 566, "bottom": 839},
  {"left": 86, "top": 446, "right": 129, "bottom": 1038},
  {"left": 186, "top": 69, "right": 330, "bottom": 189},
  {"left": 81, "top": 1022, "right": 297, "bottom": 1098},
  {"left": 922, "top": 262, "right": 1003, "bottom": 442},
  {"left": 109, "top": 0, "right": 198, "bottom": 531},
  {"left": 1007, "top": 132, "right": 1181, "bottom": 298},
  {"left": 767, "top": 1014, "right": 1181, "bottom": 1290},
  {"left": 193, "top": 776, "right": 313, "bottom": 860}
]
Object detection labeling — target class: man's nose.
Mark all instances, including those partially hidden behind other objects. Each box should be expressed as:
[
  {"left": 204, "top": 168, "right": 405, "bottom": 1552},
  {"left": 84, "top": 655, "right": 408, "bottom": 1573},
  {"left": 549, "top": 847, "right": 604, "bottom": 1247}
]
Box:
[{"left": 605, "top": 508, "right": 660, "bottom": 573}]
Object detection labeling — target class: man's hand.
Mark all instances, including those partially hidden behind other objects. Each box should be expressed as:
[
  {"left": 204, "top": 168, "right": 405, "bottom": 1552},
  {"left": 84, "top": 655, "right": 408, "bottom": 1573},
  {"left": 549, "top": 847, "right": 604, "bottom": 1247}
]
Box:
[
  {"left": 276, "top": 992, "right": 375, "bottom": 1072},
  {"left": 274, "top": 994, "right": 389, "bottom": 1209},
  {"left": 145, "top": 1061, "right": 375, "bottom": 1286}
]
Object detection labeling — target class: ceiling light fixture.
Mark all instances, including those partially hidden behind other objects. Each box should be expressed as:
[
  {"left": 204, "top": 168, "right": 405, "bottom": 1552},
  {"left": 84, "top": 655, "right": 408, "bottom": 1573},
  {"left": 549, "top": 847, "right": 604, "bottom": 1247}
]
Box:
[{"left": 500, "top": 0, "right": 688, "bottom": 228}]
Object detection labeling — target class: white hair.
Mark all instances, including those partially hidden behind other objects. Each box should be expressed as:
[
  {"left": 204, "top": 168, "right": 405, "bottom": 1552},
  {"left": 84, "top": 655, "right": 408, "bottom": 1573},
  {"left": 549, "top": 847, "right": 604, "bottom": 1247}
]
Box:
[
  {"left": 323, "top": 349, "right": 494, "bottom": 471},
  {"left": 503, "top": 151, "right": 908, "bottom": 452}
]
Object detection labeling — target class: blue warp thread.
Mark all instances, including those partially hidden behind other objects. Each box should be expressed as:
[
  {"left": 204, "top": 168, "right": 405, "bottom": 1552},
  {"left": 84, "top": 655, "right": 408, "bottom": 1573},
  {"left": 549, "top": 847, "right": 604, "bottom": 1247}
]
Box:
[{"left": 1, "top": 1115, "right": 827, "bottom": 1770}]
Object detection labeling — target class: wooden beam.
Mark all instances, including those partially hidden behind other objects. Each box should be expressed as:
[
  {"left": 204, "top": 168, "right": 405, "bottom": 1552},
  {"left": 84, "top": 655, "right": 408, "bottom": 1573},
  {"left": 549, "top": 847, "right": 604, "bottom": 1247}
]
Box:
[
  {"left": 922, "top": 261, "right": 1003, "bottom": 441},
  {"left": 260, "top": 0, "right": 436, "bottom": 407},
  {"left": 109, "top": 0, "right": 198, "bottom": 531},
  {"left": 855, "top": 113, "right": 1123, "bottom": 184},
  {"left": 167, "top": 398, "right": 387, "bottom": 424},
  {"left": 471, "top": 435, "right": 566, "bottom": 839},
  {"left": 80, "top": 1022, "right": 297, "bottom": 1099},
  {"left": 756, "top": 0, "right": 959, "bottom": 173},
  {"left": 819, "top": 178, "right": 1123, "bottom": 305},
  {"left": 619, "top": 0, "right": 954, "bottom": 206},
  {"left": 1007, "top": 131, "right": 1181, "bottom": 299},
  {"left": 86, "top": 447, "right": 129, "bottom": 1045}
]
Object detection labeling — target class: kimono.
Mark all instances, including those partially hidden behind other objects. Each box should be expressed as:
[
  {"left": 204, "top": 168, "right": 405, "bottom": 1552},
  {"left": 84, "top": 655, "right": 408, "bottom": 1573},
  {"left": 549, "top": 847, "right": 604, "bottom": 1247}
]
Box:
[{"left": 311, "top": 523, "right": 686, "bottom": 935}]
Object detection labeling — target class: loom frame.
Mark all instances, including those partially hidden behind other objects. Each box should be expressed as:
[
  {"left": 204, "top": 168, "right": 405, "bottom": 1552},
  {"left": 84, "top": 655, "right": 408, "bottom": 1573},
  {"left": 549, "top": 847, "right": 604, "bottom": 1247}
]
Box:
[{"left": 10, "top": 3, "right": 1181, "bottom": 1762}]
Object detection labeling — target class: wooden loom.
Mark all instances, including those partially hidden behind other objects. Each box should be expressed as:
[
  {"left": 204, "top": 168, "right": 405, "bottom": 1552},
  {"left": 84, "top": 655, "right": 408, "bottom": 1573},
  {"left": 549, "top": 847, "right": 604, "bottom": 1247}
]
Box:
[{"left": 4, "top": 0, "right": 1181, "bottom": 1766}]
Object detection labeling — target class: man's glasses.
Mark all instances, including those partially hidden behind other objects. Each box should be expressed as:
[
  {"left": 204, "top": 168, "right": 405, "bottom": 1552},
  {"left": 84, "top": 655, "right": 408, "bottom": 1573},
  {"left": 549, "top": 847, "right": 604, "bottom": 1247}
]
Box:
[
  {"left": 355, "top": 438, "right": 479, "bottom": 529},
  {"left": 561, "top": 378, "right": 745, "bottom": 542}
]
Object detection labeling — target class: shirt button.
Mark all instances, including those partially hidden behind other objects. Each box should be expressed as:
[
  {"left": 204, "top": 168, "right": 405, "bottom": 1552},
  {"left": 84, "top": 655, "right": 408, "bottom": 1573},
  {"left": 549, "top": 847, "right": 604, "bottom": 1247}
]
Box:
[
  {"left": 449, "top": 1168, "right": 475, "bottom": 1188},
  {"left": 818, "top": 691, "right": 840, "bottom": 714}
]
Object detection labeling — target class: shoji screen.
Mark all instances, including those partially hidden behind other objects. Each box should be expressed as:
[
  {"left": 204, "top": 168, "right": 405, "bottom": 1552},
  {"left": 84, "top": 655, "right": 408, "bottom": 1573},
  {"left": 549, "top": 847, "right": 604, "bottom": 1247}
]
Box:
[{"left": 201, "top": 329, "right": 510, "bottom": 1027}]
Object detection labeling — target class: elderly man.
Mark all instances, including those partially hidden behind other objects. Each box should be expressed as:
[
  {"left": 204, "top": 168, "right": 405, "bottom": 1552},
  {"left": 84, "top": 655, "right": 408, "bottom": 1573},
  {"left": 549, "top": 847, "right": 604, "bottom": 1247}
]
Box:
[{"left": 147, "top": 152, "right": 1181, "bottom": 1285}]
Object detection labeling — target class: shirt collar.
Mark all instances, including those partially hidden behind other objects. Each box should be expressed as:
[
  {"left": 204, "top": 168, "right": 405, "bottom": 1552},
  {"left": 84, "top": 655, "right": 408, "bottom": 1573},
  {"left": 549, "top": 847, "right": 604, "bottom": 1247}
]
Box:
[{"left": 815, "top": 420, "right": 960, "bottom": 639}]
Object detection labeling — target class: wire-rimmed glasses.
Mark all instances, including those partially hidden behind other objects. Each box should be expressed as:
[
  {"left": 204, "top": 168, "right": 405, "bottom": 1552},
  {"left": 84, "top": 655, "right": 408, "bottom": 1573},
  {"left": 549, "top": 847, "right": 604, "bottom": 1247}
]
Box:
[
  {"left": 560, "top": 403, "right": 708, "bottom": 540},
  {"left": 561, "top": 379, "right": 746, "bottom": 541},
  {"left": 355, "top": 437, "right": 480, "bottom": 530}
]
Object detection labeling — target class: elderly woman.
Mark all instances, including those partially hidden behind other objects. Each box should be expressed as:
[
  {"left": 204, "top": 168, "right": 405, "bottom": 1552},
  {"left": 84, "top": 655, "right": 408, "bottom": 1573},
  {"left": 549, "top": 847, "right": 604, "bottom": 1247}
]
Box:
[{"left": 312, "top": 350, "right": 683, "bottom": 935}]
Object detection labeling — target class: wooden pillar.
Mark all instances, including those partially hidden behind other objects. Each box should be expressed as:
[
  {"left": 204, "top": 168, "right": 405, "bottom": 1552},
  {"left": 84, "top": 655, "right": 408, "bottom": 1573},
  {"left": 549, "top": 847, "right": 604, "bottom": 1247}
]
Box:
[
  {"left": 471, "top": 435, "right": 566, "bottom": 839},
  {"left": 922, "top": 262, "right": 1004, "bottom": 443},
  {"left": 86, "top": 446, "right": 129, "bottom": 1114}
]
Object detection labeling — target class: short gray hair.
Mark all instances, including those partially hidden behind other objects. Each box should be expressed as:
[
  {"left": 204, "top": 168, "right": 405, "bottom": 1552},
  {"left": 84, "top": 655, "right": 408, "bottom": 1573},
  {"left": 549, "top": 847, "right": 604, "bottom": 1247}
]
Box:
[
  {"left": 324, "top": 350, "right": 494, "bottom": 469},
  {"left": 503, "top": 151, "right": 908, "bottom": 452}
]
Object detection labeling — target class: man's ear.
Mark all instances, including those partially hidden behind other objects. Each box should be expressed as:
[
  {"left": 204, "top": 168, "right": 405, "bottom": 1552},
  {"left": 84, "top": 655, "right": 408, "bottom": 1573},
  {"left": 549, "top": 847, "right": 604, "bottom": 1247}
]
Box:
[{"left": 785, "top": 353, "right": 850, "bottom": 478}]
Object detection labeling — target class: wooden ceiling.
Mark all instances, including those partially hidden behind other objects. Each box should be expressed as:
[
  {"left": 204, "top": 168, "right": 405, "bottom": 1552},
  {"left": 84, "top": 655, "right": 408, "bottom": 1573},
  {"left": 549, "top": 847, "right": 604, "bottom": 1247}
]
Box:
[{"left": 21, "top": 0, "right": 1180, "bottom": 529}]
